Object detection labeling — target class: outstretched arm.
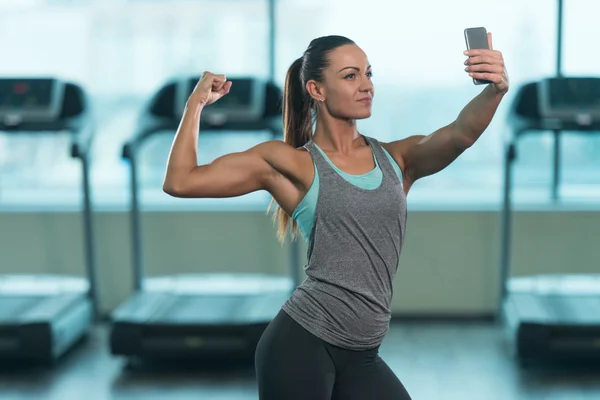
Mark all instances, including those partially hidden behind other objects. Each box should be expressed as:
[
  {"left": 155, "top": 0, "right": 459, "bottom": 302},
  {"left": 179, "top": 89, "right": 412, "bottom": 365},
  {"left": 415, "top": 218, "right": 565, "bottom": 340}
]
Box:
[{"left": 386, "top": 32, "right": 509, "bottom": 184}]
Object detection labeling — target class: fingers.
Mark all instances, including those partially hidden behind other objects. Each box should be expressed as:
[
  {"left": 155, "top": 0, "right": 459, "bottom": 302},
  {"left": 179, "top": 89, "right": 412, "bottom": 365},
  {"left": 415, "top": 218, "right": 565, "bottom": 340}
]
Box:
[
  {"left": 468, "top": 53, "right": 500, "bottom": 63},
  {"left": 463, "top": 39, "right": 509, "bottom": 91},
  {"left": 198, "top": 71, "right": 230, "bottom": 96},
  {"left": 202, "top": 71, "right": 226, "bottom": 81},
  {"left": 201, "top": 71, "right": 227, "bottom": 87},
  {"left": 464, "top": 49, "right": 502, "bottom": 59},
  {"left": 464, "top": 54, "right": 504, "bottom": 83},
  {"left": 189, "top": 71, "right": 230, "bottom": 106},
  {"left": 465, "top": 64, "right": 504, "bottom": 74},
  {"left": 464, "top": 54, "right": 503, "bottom": 66},
  {"left": 212, "top": 79, "right": 226, "bottom": 92},
  {"left": 468, "top": 72, "right": 503, "bottom": 84},
  {"left": 215, "top": 81, "right": 232, "bottom": 96}
]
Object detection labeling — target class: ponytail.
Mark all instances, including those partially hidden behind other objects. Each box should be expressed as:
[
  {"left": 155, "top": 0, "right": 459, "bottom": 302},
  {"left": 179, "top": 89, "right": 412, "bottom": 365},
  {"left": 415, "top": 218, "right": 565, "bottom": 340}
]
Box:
[
  {"left": 267, "top": 36, "right": 356, "bottom": 244},
  {"left": 268, "top": 56, "right": 313, "bottom": 244},
  {"left": 282, "top": 57, "right": 314, "bottom": 149}
]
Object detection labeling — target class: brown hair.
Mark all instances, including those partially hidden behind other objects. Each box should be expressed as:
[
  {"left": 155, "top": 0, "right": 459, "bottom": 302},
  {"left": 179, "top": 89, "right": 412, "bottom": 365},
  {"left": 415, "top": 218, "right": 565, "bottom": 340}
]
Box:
[{"left": 268, "top": 35, "right": 355, "bottom": 243}]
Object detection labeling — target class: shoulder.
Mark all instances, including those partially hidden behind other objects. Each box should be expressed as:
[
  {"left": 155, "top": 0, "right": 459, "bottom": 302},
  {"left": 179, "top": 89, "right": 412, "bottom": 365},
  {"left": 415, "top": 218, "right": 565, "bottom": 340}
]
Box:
[
  {"left": 254, "top": 139, "right": 309, "bottom": 153},
  {"left": 382, "top": 135, "right": 427, "bottom": 162},
  {"left": 380, "top": 135, "right": 427, "bottom": 187},
  {"left": 254, "top": 140, "right": 311, "bottom": 162},
  {"left": 254, "top": 140, "right": 313, "bottom": 179}
]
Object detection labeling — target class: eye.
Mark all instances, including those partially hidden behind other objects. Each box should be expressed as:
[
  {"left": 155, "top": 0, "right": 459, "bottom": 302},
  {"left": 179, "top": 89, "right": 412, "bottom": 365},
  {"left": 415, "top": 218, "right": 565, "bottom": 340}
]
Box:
[
  {"left": 344, "top": 73, "right": 356, "bottom": 79},
  {"left": 366, "top": 71, "right": 373, "bottom": 78}
]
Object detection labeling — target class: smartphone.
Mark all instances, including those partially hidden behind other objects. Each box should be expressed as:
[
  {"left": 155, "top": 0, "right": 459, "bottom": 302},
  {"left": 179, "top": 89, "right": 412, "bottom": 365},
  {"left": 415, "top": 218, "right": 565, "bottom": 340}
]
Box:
[{"left": 464, "top": 27, "right": 491, "bottom": 85}]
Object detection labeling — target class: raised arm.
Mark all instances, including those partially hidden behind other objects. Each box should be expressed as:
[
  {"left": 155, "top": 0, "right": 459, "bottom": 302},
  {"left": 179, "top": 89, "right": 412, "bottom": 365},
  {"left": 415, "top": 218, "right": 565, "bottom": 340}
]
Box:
[
  {"left": 163, "top": 72, "right": 284, "bottom": 198},
  {"left": 385, "top": 32, "right": 509, "bottom": 187}
]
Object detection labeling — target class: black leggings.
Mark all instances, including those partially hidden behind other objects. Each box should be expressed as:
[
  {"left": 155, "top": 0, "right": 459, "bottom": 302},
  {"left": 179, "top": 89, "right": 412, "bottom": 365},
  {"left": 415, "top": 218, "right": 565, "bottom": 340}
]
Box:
[{"left": 255, "top": 309, "right": 412, "bottom": 400}]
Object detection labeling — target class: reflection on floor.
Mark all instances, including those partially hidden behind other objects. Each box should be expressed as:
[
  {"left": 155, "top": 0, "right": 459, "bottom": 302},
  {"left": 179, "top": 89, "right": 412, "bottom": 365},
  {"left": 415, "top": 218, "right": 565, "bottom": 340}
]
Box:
[{"left": 1, "top": 321, "right": 599, "bottom": 400}]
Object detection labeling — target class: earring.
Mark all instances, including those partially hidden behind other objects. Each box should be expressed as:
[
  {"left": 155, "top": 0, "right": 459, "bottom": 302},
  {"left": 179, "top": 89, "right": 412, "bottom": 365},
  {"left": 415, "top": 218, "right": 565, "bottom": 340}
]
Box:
[{"left": 319, "top": 97, "right": 325, "bottom": 102}]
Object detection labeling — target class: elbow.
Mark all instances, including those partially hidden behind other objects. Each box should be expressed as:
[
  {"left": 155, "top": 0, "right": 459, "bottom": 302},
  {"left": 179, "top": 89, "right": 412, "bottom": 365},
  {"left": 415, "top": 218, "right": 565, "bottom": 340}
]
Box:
[
  {"left": 162, "top": 183, "right": 177, "bottom": 197},
  {"left": 163, "top": 179, "right": 208, "bottom": 198},
  {"left": 162, "top": 181, "right": 186, "bottom": 197},
  {"left": 456, "top": 134, "right": 476, "bottom": 150},
  {"left": 451, "top": 124, "right": 477, "bottom": 150},
  {"left": 163, "top": 166, "right": 208, "bottom": 198}
]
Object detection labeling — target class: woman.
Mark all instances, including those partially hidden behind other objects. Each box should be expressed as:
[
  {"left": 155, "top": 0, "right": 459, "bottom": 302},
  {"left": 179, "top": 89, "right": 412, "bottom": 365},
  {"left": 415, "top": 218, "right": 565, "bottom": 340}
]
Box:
[{"left": 163, "top": 34, "right": 508, "bottom": 399}]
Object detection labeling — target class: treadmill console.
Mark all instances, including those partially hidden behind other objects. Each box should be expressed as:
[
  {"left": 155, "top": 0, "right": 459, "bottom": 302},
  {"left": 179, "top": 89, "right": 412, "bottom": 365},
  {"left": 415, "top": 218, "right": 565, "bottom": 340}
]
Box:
[
  {"left": 0, "top": 78, "right": 65, "bottom": 126},
  {"left": 175, "top": 76, "right": 266, "bottom": 125},
  {"left": 538, "top": 77, "right": 600, "bottom": 125}
]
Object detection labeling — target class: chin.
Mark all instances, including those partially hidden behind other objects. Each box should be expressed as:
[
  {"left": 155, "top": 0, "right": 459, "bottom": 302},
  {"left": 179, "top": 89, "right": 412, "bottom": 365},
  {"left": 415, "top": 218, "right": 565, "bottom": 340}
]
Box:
[
  {"left": 355, "top": 110, "right": 372, "bottom": 119},
  {"left": 335, "top": 108, "right": 372, "bottom": 120}
]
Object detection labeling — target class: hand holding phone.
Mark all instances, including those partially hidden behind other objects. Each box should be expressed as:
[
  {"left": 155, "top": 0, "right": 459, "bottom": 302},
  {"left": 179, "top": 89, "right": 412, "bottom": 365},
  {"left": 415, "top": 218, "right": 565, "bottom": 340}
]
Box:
[{"left": 462, "top": 28, "right": 510, "bottom": 93}]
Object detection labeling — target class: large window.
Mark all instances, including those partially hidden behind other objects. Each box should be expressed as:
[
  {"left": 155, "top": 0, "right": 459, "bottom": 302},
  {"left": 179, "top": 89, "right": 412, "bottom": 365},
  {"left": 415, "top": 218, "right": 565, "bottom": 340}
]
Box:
[
  {"left": 0, "top": 0, "right": 273, "bottom": 210},
  {"left": 0, "top": 0, "right": 598, "bottom": 210},
  {"left": 278, "top": 0, "right": 600, "bottom": 206}
]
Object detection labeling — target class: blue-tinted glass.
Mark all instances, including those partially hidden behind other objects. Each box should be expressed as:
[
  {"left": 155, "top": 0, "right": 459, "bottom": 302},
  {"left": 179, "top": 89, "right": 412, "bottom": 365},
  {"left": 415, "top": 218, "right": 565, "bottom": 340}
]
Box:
[{"left": 0, "top": 0, "right": 598, "bottom": 209}]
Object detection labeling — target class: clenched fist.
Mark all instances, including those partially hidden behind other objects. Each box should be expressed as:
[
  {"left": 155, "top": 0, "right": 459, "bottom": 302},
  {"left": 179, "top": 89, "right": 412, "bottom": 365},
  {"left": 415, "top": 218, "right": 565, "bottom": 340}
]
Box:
[{"left": 188, "top": 71, "right": 232, "bottom": 106}]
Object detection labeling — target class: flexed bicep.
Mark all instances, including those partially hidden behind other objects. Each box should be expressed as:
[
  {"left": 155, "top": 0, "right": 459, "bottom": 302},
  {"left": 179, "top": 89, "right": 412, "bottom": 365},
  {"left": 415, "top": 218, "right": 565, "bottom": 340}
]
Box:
[{"left": 163, "top": 142, "right": 278, "bottom": 198}]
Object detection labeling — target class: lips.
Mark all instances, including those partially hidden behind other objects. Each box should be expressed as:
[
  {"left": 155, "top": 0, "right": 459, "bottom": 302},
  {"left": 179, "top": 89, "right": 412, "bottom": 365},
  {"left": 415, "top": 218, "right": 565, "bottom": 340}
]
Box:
[{"left": 359, "top": 97, "right": 372, "bottom": 104}]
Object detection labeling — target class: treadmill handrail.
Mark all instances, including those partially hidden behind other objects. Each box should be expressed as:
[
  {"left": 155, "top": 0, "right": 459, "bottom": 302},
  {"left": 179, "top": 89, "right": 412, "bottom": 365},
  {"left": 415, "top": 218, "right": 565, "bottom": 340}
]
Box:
[
  {"left": 499, "top": 82, "right": 600, "bottom": 316},
  {"left": 121, "top": 115, "right": 282, "bottom": 160},
  {"left": 122, "top": 117, "right": 177, "bottom": 160},
  {"left": 70, "top": 117, "right": 100, "bottom": 320},
  {"left": 120, "top": 111, "right": 283, "bottom": 293},
  {"left": 0, "top": 88, "right": 100, "bottom": 320},
  {"left": 70, "top": 116, "right": 95, "bottom": 160}
]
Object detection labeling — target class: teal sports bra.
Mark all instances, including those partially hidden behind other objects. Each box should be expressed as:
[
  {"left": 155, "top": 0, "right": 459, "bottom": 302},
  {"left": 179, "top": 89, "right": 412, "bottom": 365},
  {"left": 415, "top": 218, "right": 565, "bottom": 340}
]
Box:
[{"left": 292, "top": 140, "right": 404, "bottom": 242}]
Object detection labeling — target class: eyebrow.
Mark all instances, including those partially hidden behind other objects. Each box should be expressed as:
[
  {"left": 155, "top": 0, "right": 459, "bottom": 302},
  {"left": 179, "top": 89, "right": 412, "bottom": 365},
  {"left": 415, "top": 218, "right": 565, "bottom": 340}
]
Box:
[{"left": 338, "top": 65, "right": 372, "bottom": 73}]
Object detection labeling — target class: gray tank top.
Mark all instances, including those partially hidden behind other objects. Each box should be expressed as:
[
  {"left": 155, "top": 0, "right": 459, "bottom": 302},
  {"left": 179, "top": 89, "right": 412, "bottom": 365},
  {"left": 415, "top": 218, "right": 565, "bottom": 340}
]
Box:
[{"left": 282, "top": 135, "right": 408, "bottom": 350}]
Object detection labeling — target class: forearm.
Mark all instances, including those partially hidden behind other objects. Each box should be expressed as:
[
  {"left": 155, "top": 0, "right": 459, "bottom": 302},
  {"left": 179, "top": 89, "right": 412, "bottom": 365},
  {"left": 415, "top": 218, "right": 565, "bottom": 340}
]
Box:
[
  {"left": 454, "top": 85, "right": 506, "bottom": 145},
  {"left": 163, "top": 101, "right": 204, "bottom": 189}
]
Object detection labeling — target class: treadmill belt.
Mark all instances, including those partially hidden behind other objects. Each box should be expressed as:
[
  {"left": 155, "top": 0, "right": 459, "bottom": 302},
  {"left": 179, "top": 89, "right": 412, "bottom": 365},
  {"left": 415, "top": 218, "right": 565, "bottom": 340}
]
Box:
[
  {"left": 148, "top": 291, "right": 289, "bottom": 325},
  {"left": 543, "top": 295, "right": 600, "bottom": 324},
  {"left": 156, "top": 295, "right": 251, "bottom": 324},
  {"left": 0, "top": 296, "right": 46, "bottom": 322}
]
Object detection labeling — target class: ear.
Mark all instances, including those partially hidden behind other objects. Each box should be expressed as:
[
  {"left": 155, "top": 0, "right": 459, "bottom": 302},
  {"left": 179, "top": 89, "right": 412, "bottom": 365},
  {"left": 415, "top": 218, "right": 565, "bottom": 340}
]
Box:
[{"left": 306, "top": 80, "right": 325, "bottom": 102}]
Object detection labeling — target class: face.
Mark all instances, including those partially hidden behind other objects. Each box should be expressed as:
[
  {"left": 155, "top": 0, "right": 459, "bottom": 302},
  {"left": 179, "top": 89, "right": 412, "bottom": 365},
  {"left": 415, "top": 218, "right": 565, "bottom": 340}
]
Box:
[{"left": 308, "top": 44, "right": 374, "bottom": 120}]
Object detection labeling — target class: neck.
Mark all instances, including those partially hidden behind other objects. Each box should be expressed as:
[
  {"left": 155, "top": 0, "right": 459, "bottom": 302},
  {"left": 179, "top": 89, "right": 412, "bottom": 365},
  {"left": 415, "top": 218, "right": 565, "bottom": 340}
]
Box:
[{"left": 312, "top": 115, "right": 363, "bottom": 154}]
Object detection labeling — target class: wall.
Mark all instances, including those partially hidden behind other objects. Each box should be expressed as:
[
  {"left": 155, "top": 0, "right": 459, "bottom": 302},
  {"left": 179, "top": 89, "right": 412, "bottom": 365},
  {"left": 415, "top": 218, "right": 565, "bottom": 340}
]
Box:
[{"left": 0, "top": 210, "right": 598, "bottom": 317}]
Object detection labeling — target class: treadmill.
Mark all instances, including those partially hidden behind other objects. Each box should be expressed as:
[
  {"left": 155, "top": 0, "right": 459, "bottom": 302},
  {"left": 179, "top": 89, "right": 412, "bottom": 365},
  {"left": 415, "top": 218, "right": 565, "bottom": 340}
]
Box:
[
  {"left": 109, "top": 76, "right": 300, "bottom": 361},
  {"left": 0, "top": 77, "right": 99, "bottom": 363},
  {"left": 500, "top": 76, "right": 600, "bottom": 365}
]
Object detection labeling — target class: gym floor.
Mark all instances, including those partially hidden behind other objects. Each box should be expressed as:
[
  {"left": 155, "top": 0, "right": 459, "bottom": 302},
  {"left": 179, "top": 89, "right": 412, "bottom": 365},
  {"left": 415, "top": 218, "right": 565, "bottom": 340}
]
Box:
[{"left": 1, "top": 320, "right": 599, "bottom": 400}]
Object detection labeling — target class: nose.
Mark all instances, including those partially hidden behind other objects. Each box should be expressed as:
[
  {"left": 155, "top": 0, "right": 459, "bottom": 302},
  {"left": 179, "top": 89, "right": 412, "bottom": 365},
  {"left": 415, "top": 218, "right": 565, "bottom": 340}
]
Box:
[{"left": 360, "top": 79, "right": 373, "bottom": 95}]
